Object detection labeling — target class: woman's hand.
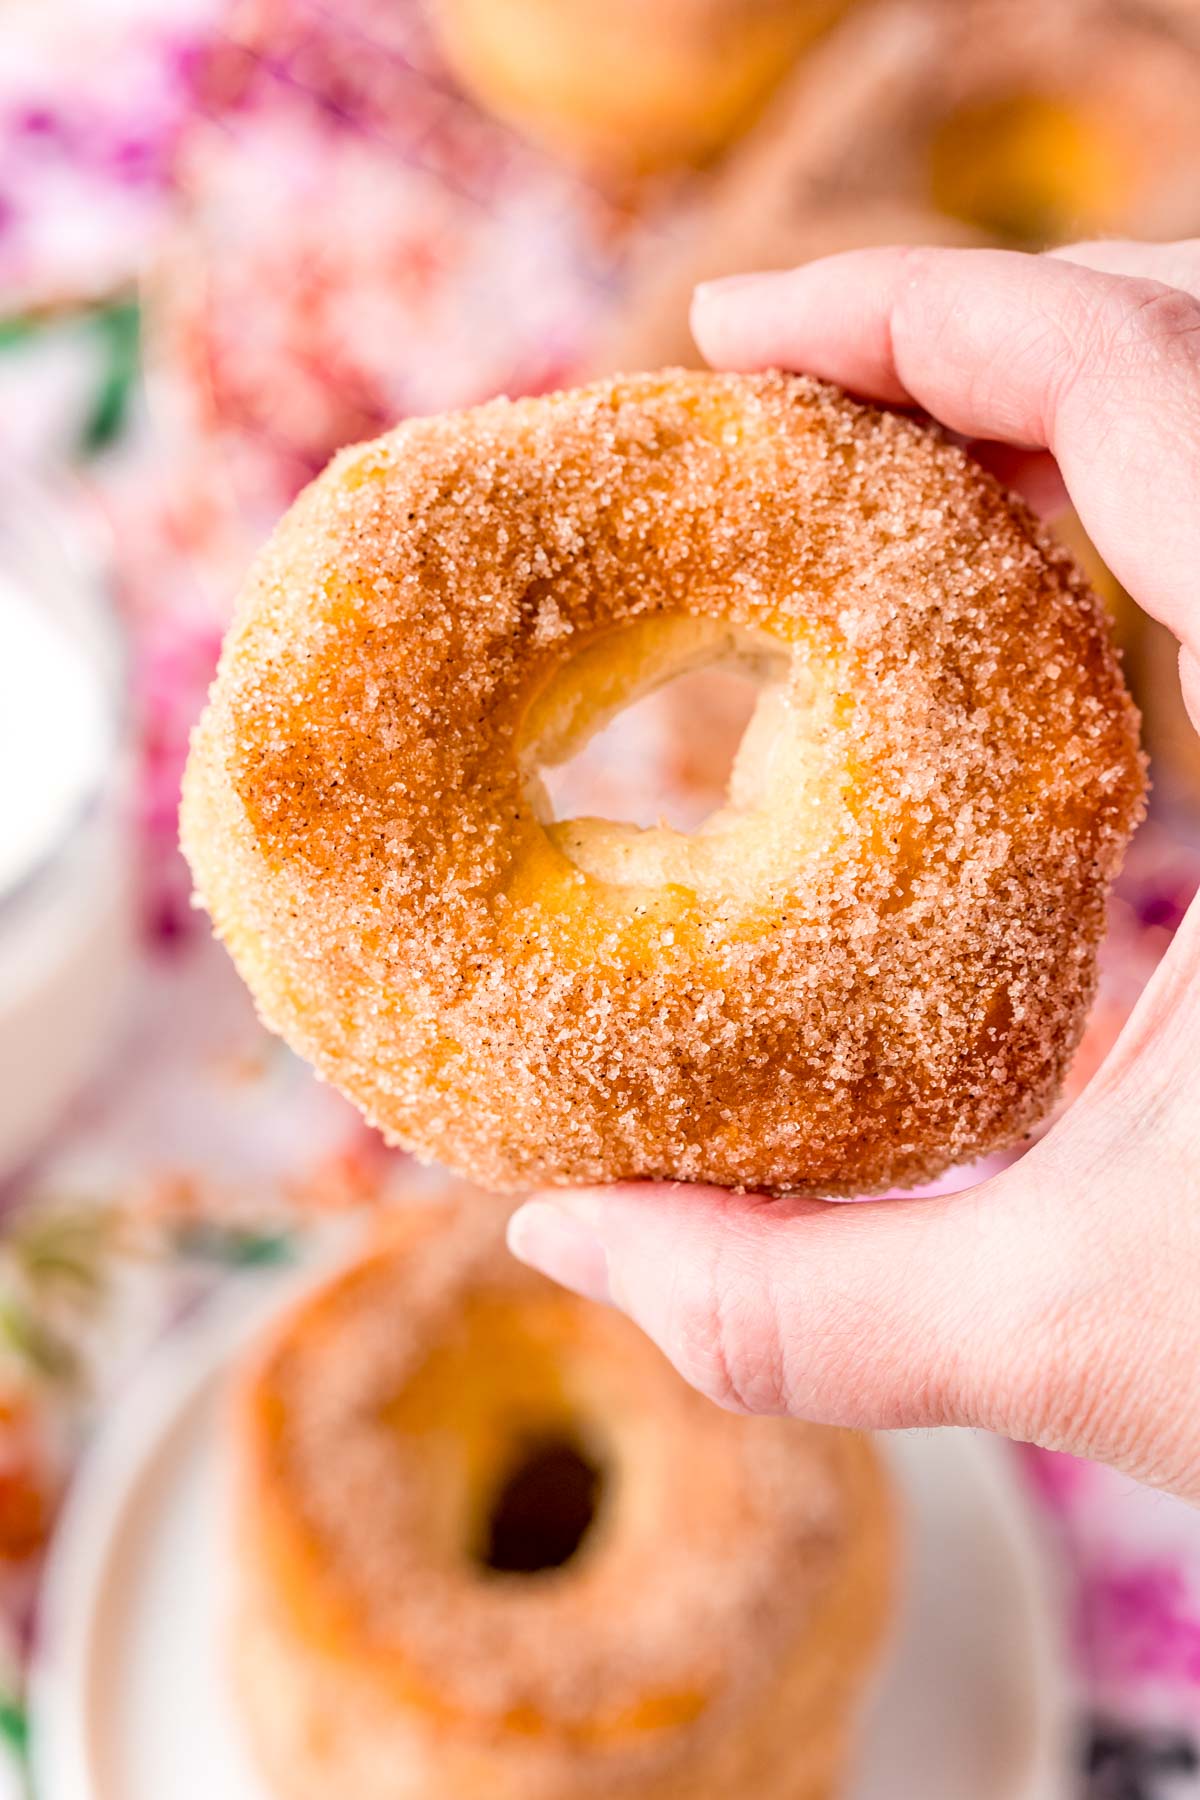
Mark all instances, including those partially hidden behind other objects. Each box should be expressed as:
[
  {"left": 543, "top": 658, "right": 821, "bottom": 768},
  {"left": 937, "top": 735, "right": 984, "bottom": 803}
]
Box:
[{"left": 508, "top": 240, "right": 1200, "bottom": 1502}]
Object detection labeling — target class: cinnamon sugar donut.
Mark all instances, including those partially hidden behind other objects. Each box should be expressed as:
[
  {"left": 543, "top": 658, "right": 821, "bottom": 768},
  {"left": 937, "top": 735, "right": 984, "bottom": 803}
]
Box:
[
  {"left": 181, "top": 370, "right": 1145, "bottom": 1195},
  {"left": 232, "top": 1201, "right": 894, "bottom": 1800},
  {"left": 426, "top": 0, "right": 845, "bottom": 174}
]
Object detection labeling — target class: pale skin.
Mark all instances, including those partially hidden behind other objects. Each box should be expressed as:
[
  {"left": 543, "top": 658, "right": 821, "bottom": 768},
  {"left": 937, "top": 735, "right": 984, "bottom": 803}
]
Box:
[{"left": 508, "top": 240, "right": 1200, "bottom": 1504}]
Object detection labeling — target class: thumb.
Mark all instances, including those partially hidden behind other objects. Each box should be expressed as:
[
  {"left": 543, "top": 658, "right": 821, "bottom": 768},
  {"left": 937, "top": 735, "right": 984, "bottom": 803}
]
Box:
[
  {"left": 507, "top": 1100, "right": 1200, "bottom": 1500},
  {"left": 509, "top": 899, "right": 1200, "bottom": 1501},
  {"left": 507, "top": 1172, "right": 1053, "bottom": 1434}
]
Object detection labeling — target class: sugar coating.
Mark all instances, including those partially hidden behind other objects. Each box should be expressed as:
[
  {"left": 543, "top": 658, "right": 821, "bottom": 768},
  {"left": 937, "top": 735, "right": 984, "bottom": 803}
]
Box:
[
  {"left": 180, "top": 370, "right": 1146, "bottom": 1195},
  {"left": 234, "top": 1198, "right": 893, "bottom": 1784}
]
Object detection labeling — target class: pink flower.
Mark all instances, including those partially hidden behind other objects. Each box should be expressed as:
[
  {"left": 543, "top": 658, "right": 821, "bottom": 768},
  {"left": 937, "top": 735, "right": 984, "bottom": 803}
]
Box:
[
  {"left": 1080, "top": 1563, "right": 1200, "bottom": 1687},
  {"left": 1018, "top": 1443, "right": 1094, "bottom": 1517}
]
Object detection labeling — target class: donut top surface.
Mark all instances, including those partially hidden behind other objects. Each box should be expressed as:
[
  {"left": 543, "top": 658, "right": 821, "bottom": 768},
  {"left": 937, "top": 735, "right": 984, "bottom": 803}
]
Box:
[
  {"left": 238, "top": 1201, "right": 888, "bottom": 1740},
  {"left": 183, "top": 370, "right": 1145, "bottom": 1193}
]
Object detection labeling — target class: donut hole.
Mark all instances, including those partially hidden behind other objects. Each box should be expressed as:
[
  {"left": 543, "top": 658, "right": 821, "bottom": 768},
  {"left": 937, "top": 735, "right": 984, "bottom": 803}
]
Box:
[
  {"left": 518, "top": 615, "right": 852, "bottom": 899},
  {"left": 477, "top": 1432, "right": 605, "bottom": 1575},
  {"left": 520, "top": 614, "right": 849, "bottom": 897},
  {"left": 538, "top": 659, "right": 765, "bottom": 834}
]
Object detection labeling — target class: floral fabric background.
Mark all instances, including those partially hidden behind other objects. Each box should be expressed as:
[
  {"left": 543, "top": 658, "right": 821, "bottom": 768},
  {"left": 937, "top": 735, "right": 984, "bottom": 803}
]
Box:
[{"left": 2, "top": 2, "right": 1200, "bottom": 1796}]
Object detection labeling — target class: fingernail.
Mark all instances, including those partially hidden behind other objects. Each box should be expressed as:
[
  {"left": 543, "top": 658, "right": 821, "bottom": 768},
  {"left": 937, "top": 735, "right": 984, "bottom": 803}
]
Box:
[
  {"left": 507, "top": 1201, "right": 611, "bottom": 1305},
  {"left": 693, "top": 272, "right": 769, "bottom": 307}
]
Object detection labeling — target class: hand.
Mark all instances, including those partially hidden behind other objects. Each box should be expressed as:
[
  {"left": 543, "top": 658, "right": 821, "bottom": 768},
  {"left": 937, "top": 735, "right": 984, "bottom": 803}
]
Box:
[{"left": 508, "top": 240, "right": 1200, "bottom": 1503}]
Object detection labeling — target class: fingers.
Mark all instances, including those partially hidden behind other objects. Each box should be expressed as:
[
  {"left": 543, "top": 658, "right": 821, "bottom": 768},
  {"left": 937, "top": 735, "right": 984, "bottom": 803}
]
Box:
[
  {"left": 1066, "top": 862, "right": 1200, "bottom": 1114},
  {"left": 510, "top": 1180, "right": 1003, "bottom": 1429},
  {"left": 691, "top": 245, "right": 1200, "bottom": 645},
  {"left": 509, "top": 1132, "right": 1200, "bottom": 1499},
  {"left": 540, "top": 241, "right": 1200, "bottom": 1500},
  {"left": 507, "top": 895, "right": 1200, "bottom": 1498},
  {"left": 1051, "top": 236, "right": 1200, "bottom": 297},
  {"left": 691, "top": 246, "right": 1105, "bottom": 431},
  {"left": 508, "top": 1168, "right": 1115, "bottom": 1457}
]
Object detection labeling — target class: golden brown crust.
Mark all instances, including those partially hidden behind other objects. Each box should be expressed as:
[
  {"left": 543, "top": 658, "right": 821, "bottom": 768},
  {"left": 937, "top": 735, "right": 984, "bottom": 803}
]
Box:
[
  {"left": 182, "top": 370, "right": 1145, "bottom": 1195},
  {"left": 232, "top": 1199, "right": 894, "bottom": 1799}
]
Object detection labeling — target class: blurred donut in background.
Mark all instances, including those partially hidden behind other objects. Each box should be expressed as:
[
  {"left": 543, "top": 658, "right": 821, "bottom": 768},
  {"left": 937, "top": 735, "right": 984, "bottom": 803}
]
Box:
[
  {"left": 423, "top": 0, "right": 851, "bottom": 176},
  {"left": 923, "top": 5, "right": 1200, "bottom": 243},
  {"left": 727, "top": 0, "right": 1200, "bottom": 245},
  {"left": 232, "top": 1200, "right": 895, "bottom": 1800}
]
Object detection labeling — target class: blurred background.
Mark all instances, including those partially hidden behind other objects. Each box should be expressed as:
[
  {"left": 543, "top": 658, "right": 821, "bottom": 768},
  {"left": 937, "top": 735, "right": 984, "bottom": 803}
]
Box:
[{"left": 3, "top": 1, "right": 1200, "bottom": 1795}]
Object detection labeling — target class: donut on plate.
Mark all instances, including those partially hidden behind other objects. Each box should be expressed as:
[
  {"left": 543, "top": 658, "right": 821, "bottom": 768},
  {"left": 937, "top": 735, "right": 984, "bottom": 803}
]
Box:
[
  {"left": 182, "top": 370, "right": 1144, "bottom": 1196},
  {"left": 232, "top": 1200, "right": 894, "bottom": 1800}
]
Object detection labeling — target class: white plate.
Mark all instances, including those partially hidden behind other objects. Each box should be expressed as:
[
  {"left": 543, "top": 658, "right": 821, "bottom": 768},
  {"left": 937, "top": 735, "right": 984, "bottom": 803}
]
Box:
[{"left": 29, "top": 1271, "right": 1071, "bottom": 1800}]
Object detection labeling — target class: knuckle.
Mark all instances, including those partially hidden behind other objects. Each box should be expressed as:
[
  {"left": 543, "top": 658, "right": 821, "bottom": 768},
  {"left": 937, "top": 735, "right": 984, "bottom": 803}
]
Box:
[
  {"left": 1094, "top": 279, "right": 1200, "bottom": 370},
  {"left": 663, "top": 1244, "right": 787, "bottom": 1415},
  {"left": 1046, "top": 271, "right": 1200, "bottom": 432}
]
